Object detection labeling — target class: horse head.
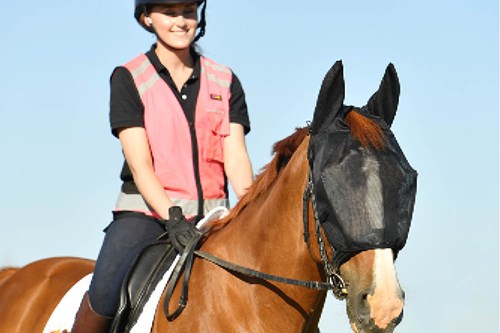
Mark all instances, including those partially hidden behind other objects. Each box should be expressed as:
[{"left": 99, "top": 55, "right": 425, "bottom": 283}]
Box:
[{"left": 309, "top": 61, "right": 417, "bottom": 332}]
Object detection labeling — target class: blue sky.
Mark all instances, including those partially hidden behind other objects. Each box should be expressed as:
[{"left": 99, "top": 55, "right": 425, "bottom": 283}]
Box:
[{"left": 0, "top": 0, "right": 498, "bottom": 331}]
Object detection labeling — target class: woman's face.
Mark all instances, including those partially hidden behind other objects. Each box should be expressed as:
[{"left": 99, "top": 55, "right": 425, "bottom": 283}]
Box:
[{"left": 148, "top": 3, "right": 198, "bottom": 50}]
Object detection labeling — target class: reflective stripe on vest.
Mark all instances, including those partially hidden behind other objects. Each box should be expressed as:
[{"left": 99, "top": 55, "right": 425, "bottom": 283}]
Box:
[
  {"left": 116, "top": 54, "right": 232, "bottom": 217},
  {"left": 115, "top": 192, "right": 229, "bottom": 218}
]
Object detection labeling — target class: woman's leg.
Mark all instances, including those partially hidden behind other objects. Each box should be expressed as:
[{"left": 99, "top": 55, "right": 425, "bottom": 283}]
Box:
[
  {"left": 88, "top": 213, "right": 165, "bottom": 317},
  {"left": 71, "top": 213, "right": 165, "bottom": 332}
]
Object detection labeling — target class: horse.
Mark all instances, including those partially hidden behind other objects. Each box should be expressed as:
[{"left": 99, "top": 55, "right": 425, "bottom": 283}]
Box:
[{"left": 0, "top": 60, "right": 416, "bottom": 333}]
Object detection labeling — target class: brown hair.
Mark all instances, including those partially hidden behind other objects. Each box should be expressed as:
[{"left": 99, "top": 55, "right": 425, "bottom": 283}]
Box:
[{"left": 345, "top": 109, "right": 386, "bottom": 150}]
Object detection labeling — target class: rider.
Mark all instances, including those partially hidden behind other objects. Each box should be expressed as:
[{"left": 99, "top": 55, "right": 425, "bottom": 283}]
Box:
[{"left": 70, "top": 0, "right": 253, "bottom": 331}]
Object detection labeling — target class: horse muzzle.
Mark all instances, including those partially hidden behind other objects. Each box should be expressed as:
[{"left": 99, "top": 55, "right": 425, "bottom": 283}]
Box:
[{"left": 346, "top": 286, "right": 405, "bottom": 333}]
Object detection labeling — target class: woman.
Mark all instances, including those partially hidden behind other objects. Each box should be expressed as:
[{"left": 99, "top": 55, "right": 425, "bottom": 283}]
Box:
[{"left": 70, "top": 0, "right": 253, "bottom": 331}]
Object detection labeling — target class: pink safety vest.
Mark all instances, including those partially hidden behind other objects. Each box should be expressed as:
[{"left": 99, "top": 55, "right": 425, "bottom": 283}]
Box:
[{"left": 115, "top": 54, "right": 232, "bottom": 217}]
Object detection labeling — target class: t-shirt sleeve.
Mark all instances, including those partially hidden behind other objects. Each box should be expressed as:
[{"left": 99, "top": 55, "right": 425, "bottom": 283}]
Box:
[
  {"left": 229, "top": 72, "right": 251, "bottom": 134},
  {"left": 109, "top": 66, "right": 145, "bottom": 138}
]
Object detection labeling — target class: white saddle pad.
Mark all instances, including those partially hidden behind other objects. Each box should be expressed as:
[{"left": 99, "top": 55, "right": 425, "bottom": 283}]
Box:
[
  {"left": 43, "top": 206, "right": 229, "bottom": 333},
  {"left": 43, "top": 274, "right": 92, "bottom": 333}
]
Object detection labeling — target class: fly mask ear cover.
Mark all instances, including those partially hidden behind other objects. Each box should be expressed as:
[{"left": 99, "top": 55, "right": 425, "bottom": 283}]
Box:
[{"left": 308, "top": 61, "right": 418, "bottom": 269}]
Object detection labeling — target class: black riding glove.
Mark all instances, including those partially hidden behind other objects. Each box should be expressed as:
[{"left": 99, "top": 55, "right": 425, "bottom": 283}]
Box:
[{"left": 164, "top": 206, "right": 203, "bottom": 252}]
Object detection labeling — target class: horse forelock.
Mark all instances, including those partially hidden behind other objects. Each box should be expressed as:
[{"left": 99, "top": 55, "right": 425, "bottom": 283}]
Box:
[
  {"left": 205, "top": 127, "right": 310, "bottom": 233},
  {"left": 345, "top": 109, "right": 386, "bottom": 150}
]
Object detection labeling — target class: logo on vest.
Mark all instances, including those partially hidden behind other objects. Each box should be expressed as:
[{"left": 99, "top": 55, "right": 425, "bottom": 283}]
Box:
[{"left": 210, "top": 94, "right": 223, "bottom": 101}]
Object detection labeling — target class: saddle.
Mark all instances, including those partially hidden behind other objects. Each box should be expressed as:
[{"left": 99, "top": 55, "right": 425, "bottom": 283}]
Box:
[{"left": 110, "top": 207, "right": 205, "bottom": 333}]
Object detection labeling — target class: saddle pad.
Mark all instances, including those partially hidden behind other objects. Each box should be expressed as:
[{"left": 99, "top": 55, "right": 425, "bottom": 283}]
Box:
[{"left": 43, "top": 274, "right": 92, "bottom": 333}]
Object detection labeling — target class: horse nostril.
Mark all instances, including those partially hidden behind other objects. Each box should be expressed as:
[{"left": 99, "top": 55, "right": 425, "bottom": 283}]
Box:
[
  {"left": 394, "top": 309, "right": 404, "bottom": 325},
  {"left": 356, "top": 292, "right": 371, "bottom": 324}
]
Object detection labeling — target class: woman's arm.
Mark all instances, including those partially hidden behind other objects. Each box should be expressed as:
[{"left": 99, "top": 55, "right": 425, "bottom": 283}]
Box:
[
  {"left": 223, "top": 123, "right": 254, "bottom": 199},
  {"left": 118, "top": 127, "right": 174, "bottom": 219}
]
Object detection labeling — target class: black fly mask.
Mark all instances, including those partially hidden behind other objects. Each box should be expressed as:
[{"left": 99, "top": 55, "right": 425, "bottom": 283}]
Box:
[{"left": 308, "top": 61, "right": 417, "bottom": 268}]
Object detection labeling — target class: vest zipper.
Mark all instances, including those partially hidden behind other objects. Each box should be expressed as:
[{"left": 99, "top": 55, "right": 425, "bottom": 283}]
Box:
[{"left": 188, "top": 121, "right": 205, "bottom": 218}]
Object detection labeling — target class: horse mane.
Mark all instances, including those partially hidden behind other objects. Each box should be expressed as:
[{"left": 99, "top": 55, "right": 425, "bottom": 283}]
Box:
[
  {"left": 345, "top": 109, "right": 386, "bottom": 150},
  {"left": 204, "top": 110, "right": 384, "bottom": 233},
  {"left": 205, "top": 127, "right": 310, "bottom": 233}
]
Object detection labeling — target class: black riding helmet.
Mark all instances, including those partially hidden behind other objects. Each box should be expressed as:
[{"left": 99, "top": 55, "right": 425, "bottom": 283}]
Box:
[{"left": 134, "top": 0, "right": 207, "bottom": 40}]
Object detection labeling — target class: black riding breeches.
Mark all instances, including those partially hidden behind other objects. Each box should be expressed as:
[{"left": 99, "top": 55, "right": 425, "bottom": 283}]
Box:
[{"left": 88, "top": 212, "right": 166, "bottom": 317}]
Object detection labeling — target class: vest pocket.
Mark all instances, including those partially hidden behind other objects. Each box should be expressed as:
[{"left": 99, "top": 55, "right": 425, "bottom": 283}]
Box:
[{"left": 204, "top": 110, "right": 228, "bottom": 163}]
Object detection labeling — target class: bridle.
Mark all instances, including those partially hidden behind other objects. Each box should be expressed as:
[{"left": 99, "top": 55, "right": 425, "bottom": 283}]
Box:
[{"left": 302, "top": 169, "right": 348, "bottom": 300}]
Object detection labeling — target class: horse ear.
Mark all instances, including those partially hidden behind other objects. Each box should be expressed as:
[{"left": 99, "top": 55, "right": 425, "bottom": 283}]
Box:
[
  {"left": 311, "top": 60, "right": 345, "bottom": 133},
  {"left": 366, "top": 63, "right": 400, "bottom": 127}
]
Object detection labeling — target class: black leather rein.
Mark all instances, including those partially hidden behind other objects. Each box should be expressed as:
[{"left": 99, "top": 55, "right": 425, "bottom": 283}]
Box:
[{"left": 163, "top": 169, "right": 347, "bottom": 321}]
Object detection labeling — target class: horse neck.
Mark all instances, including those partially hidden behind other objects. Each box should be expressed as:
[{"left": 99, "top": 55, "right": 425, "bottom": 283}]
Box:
[
  {"left": 192, "top": 136, "right": 327, "bottom": 330},
  {"left": 223, "top": 137, "right": 319, "bottom": 276},
  {"left": 261, "top": 138, "right": 310, "bottom": 241}
]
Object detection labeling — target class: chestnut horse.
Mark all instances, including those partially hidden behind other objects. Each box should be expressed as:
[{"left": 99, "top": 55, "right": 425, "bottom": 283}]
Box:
[{"left": 0, "top": 61, "right": 416, "bottom": 333}]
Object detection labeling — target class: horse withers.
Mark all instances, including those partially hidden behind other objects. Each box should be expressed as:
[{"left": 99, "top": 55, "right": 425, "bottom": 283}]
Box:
[{"left": 0, "top": 61, "right": 416, "bottom": 333}]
